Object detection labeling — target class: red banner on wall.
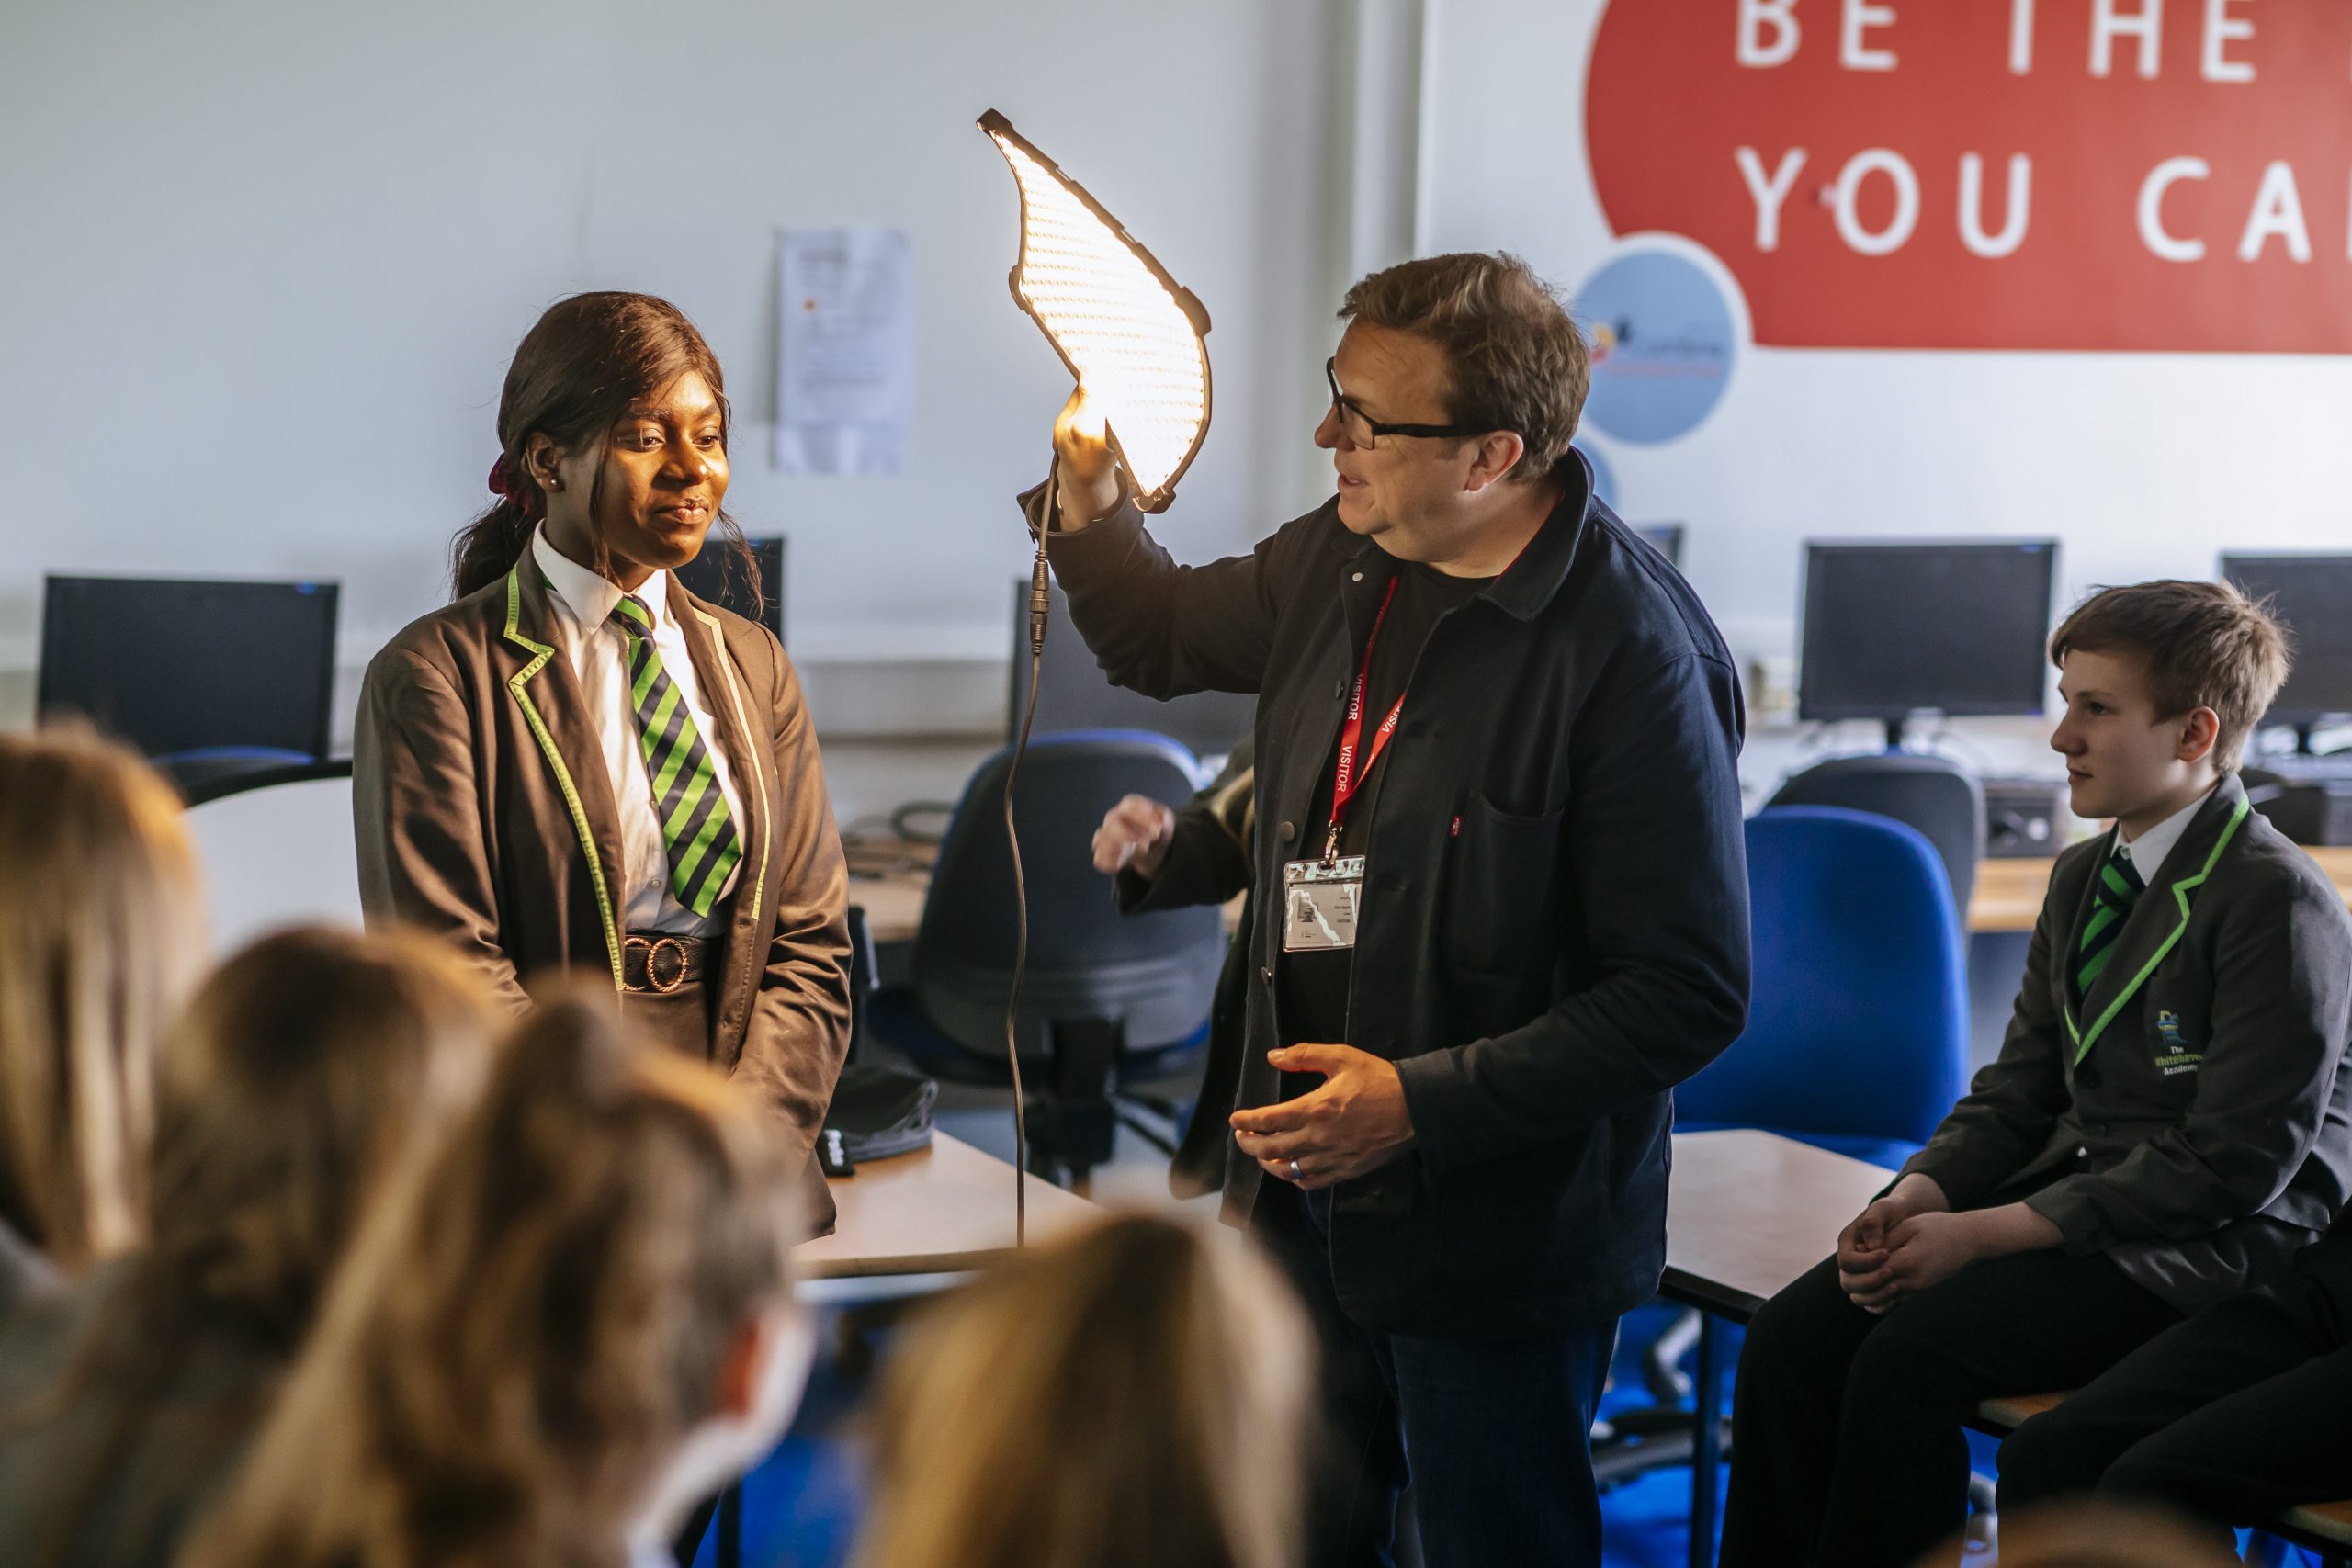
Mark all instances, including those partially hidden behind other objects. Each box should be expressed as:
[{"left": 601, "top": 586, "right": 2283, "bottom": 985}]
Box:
[{"left": 1585, "top": 0, "right": 2352, "bottom": 353}]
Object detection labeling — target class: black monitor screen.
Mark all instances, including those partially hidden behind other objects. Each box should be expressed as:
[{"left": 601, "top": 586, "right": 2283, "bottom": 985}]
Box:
[
  {"left": 673, "top": 534, "right": 785, "bottom": 645},
  {"left": 1637, "top": 523, "right": 1684, "bottom": 569},
  {"left": 38, "top": 576, "right": 338, "bottom": 761},
  {"left": 1010, "top": 580, "right": 1255, "bottom": 761},
  {"left": 2220, "top": 554, "right": 2352, "bottom": 725},
  {"left": 1800, "top": 542, "right": 2057, "bottom": 723}
]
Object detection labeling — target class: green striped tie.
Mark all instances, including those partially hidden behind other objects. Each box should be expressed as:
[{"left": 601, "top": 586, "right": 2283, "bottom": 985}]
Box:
[
  {"left": 2075, "top": 849, "right": 2145, "bottom": 998},
  {"left": 610, "top": 593, "right": 742, "bottom": 918}
]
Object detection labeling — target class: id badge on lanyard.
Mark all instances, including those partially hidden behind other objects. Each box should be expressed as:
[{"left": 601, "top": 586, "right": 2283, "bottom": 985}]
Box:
[
  {"left": 1282, "top": 578, "right": 1402, "bottom": 955},
  {"left": 1283, "top": 856, "right": 1364, "bottom": 952}
]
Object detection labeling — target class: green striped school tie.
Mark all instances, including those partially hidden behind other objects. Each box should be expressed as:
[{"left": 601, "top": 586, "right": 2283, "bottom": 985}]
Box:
[
  {"left": 2075, "top": 849, "right": 2145, "bottom": 997},
  {"left": 610, "top": 593, "right": 742, "bottom": 918}
]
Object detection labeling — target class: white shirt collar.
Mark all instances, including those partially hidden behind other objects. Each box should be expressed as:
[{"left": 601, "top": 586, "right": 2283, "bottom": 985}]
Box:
[
  {"left": 531, "top": 525, "right": 671, "bottom": 633},
  {"left": 2114, "top": 784, "right": 2215, "bottom": 885}
]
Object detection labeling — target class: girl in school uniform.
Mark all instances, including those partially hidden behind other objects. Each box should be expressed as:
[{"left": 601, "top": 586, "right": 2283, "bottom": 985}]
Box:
[
  {"left": 176, "top": 998, "right": 815, "bottom": 1568},
  {"left": 354, "top": 291, "right": 852, "bottom": 1228}
]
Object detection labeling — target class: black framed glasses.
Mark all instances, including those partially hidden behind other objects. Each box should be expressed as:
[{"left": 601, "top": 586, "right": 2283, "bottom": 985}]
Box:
[{"left": 1324, "top": 357, "right": 1492, "bottom": 448}]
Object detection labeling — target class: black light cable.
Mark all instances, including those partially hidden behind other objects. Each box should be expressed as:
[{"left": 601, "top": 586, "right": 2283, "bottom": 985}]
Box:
[{"left": 999, "top": 452, "right": 1071, "bottom": 1247}]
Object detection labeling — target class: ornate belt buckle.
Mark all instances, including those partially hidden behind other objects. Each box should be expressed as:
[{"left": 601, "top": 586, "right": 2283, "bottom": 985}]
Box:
[
  {"left": 624, "top": 935, "right": 692, "bottom": 995},
  {"left": 646, "top": 936, "right": 690, "bottom": 994}
]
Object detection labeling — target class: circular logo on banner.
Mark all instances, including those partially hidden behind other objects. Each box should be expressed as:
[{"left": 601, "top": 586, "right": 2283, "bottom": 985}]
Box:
[
  {"left": 1575, "top": 443, "right": 1618, "bottom": 509},
  {"left": 1577, "top": 249, "right": 1736, "bottom": 445}
]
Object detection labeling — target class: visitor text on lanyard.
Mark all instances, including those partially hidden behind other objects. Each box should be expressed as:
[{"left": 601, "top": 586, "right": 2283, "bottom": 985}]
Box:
[{"left": 1326, "top": 577, "right": 1406, "bottom": 862}]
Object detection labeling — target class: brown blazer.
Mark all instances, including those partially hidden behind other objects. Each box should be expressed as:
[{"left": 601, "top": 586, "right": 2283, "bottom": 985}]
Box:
[{"left": 353, "top": 560, "right": 852, "bottom": 1219}]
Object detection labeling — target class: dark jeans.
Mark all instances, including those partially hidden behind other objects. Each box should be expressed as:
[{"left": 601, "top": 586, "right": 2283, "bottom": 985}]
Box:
[
  {"left": 1998, "top": 1273, "right": 2352, "bottom": 1537},
  {"left": 1719, "top": 1249, "right": 2182, "bottom": 1568},
  {"left": 1252, "top": 1182, "right": 1615, "bottom": 1568}
]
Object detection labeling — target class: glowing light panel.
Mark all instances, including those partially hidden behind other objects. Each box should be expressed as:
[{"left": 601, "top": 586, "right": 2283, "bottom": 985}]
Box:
[{"left": 980, "top": 109, "right": 1212, "bottom": 513}]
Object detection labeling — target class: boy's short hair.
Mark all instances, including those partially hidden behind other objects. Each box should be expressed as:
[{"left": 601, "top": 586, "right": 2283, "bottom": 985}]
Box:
[{"left": 2049, "top": 580, "right": 2292, "bottom": 773}]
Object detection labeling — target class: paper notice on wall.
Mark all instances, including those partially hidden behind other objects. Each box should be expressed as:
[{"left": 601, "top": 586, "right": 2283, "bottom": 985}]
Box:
[{"left": 773, "top": 227, "right": 914, "bottom": 474}]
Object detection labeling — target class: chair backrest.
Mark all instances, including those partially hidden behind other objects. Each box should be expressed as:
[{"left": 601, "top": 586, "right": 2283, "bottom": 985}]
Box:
[
  {"left": 182, "top": 761, "right": 362, "bottom": 953},
  {"left": 914, "top": 730, "right": 1224, "bottom": 1064},
  {"left": 1768, "top": 753, "right": 1986, "bottom": 915},
  {"left": 1677, "top": 807, "right": 1968, "bottom": 1146}
]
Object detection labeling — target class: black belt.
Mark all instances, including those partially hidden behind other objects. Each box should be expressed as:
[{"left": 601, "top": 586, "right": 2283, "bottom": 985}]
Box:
[{"left": 622, "top": 933, "right": 718, "bottom": 995}]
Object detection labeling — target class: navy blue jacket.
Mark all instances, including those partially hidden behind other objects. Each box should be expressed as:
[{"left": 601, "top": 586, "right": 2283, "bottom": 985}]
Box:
[{"left": 1030, "top": 457, "right": 1751, "bottom": 1337}]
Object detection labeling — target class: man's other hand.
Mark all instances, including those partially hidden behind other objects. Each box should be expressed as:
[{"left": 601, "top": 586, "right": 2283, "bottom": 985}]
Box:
[
  {"left": 1231, "top": 1043, "right": 1417, "bottom": 1190},
  {"left": 1092, "top": 795, "right": 1177, "bottom": 877}
]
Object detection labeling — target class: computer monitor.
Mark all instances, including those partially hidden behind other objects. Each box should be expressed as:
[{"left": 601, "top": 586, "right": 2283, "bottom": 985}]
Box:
[
  {"left": 2219, "top": 553, "right": 2352, "bottom": 743},
  {"left": 38, "top": 575, "right": 339, "bottom": 761},
  {"left": 1636, "top": 523, "right": 1684, "bottom": 568},
  {"left": 1008, "top": 580, "right": 1255, "bottom": 763},
  {"left": 1799, "top": 540, "right": 2058, "bottom": 749},
  {"left": 673, "top": 533, "right": 786, "bottom": 645}
]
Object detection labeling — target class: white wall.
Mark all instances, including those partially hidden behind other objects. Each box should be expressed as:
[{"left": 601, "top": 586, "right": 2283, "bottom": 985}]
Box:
[
  {"left": 17, "top": 0, "right": 2350, "bottom": 814},
  {"left": 1423, "top": 0, "right": 2352, "bottom": 695},
  {"left": 0, "top": 0, "right": 1343, "bottom": 738}
]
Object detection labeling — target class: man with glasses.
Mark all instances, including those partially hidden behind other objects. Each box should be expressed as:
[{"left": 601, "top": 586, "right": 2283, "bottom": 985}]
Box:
[{"left": 1022, "top": 252, "right": 1750, "bottom": 1567}]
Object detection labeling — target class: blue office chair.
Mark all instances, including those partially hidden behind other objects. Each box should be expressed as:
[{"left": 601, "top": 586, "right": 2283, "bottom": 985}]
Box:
[
  {"left": 1598, "top": 807, "right": 1971, "bottom": 1490},
  {"left": 870, "top": 730, "right": 1224, "bottom": 1187},
  {"left": 1679, "top": 805, "right": 1970, "bottom": 1164}
]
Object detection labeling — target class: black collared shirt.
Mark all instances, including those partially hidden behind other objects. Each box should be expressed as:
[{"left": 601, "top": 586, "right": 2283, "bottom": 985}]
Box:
[{"left": 1279, "top": 554, "right": 1493, "bottom": 1054}]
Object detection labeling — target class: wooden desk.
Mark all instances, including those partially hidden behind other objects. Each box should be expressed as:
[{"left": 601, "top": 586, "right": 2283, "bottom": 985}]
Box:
[
  {"left": 1663, "top": 1128, "right": 1891, "bottom": 1316},
  {"left": 797, "top": 1131, "right": 1097, "bottom": 1279},
  {"left": 851, "top": 860, "right": 1250, "bottom": 944},
  {"left": 1967, "top": 845, "right": 2352, "bottom": 934},
  {"left": 1660, "top": 1129, "right": 1895, "bottom": 1568},
  {"left": 848, "top": 869, "right": 931, "bottom": 948}
]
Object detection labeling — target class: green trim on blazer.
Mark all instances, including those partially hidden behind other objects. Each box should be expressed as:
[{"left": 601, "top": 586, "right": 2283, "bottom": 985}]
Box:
[
  {"left": 501, "top": 566, "right": 625, "bottom": 990},
  {"left": 2065, "top": 795, "right": 2253, "bottom": 1066}
]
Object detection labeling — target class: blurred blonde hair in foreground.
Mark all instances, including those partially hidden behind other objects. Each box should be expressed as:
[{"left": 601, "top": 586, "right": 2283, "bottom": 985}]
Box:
[
  {"left": 854, "top": 1211, "right": 1316, "bottom": 1568},
  {"left": 0, "top": 723, "right": 204, "bottom": 1273},
  {"left": 1916, "top": 1500, "right": 2244, "bottom": 1568},
  {"left": 180, "top": 995, "right": 806, "bottom": 1568}
]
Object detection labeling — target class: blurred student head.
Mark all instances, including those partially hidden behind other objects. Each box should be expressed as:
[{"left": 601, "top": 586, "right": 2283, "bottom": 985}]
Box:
[
  {"left": 0, "top": 725, "right": 204, "bottom": 1281},
  {"left": 0, "top": 925, "right": 494, "bottom": 1564},
  {"left": 1915, "top": 1500, "right": 2241, "bottom": 1568},
  {"left": 181, "top": 996, "right": 810, "bottom": 1568},
  {"left": 854, "top": 1212, "right": 1316, "bottom": 1568}
]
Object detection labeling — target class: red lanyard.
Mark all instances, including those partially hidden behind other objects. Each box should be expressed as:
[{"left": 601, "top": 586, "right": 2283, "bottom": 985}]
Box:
[{"left": 1326, "top": 577, "right": 1406, "bottom": 860}]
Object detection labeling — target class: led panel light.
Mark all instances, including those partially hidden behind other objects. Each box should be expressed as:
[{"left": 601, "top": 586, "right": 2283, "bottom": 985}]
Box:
[{"left": 979, "top": 109, "right": 1212, "bottom": 513}]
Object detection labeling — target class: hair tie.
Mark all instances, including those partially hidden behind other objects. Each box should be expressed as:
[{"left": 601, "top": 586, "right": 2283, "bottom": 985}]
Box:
[{"left": 487, "top": 454, "right": 544, "bottom": 521}]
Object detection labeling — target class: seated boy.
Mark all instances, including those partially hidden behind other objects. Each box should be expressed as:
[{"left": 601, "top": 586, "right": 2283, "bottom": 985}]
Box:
[
  {"left": 1719, "top": 580, "right": 2352, "bottom": 1568},
  {"left": 1996, "top": 1188, "right": 2352, "bottom": 1536}
]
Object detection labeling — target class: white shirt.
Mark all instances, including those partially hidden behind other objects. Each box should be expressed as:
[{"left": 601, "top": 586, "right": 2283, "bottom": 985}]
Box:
[
  {"left": 2113, "top": 785, "right": 2215, "bottom": 887},
  {"left": 532, "top": 527, "right": 745, "bottom": 934}
]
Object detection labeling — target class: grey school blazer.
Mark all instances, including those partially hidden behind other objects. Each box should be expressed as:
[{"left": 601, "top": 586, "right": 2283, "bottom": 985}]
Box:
[{"left": 1902, "top": 773, "right": 2352, "bottom": 1314}]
